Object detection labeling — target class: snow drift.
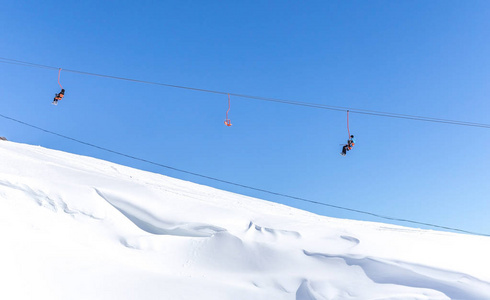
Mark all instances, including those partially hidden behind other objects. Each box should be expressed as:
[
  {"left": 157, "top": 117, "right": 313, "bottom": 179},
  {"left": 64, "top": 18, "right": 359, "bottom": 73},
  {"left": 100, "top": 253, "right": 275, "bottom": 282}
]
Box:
[{"left": 0, "top": 140, "right": 489, "bottom": 300}]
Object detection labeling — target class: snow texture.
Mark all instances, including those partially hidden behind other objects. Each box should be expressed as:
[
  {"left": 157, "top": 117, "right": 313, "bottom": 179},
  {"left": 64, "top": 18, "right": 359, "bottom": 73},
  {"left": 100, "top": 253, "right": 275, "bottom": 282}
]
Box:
[{"left": 1, "top": 140, "right": 489, "bottom": 300}]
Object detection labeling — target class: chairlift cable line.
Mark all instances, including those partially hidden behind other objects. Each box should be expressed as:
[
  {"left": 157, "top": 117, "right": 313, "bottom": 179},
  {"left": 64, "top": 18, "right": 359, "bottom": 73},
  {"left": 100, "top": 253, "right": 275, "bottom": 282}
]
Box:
[
  {"left": 0, "top": 57, "right": 489, "bottom": 129},
  {"left": 0, "top": 112, "right": 488, "bottom": 237}
]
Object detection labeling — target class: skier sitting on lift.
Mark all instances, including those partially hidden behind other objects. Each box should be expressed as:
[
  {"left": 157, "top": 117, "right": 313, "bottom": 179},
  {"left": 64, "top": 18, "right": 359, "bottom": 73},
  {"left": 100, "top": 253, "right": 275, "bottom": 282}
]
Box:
[
  {"left": 341, "top": 135, "right": 355, "bottom": 156},
  {"left": 53, "top": 89, "right": 65, "bottom": 105}
]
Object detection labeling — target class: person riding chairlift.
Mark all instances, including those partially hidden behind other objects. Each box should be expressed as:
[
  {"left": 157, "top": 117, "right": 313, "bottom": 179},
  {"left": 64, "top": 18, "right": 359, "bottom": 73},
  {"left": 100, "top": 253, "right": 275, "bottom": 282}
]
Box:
[
  {"left": 341, "top": 135, "right": 355, "bottom": 156},
  {"left": 53, "top": 89, "right": 65, "bottom": 105}
]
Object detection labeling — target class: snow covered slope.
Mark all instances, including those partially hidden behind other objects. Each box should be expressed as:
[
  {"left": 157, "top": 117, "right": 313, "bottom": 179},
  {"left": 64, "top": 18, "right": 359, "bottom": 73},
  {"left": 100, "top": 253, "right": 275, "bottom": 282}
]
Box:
[{"left": 1, "top": 140, "right": 489, "bottom": 300}]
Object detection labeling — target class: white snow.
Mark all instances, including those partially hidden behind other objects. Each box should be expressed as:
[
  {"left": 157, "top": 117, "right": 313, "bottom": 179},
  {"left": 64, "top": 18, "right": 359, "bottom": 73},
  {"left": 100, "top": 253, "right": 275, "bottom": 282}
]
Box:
[{"left": 1, "top": 140, "right": 489, "bottom": 300}]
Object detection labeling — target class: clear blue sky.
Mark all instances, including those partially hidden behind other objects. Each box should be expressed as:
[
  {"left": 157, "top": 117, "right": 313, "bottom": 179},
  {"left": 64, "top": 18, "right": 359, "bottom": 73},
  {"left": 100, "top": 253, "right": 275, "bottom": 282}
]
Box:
[{"left": 1, "top": 1, "right": 489, "bottom": 235}]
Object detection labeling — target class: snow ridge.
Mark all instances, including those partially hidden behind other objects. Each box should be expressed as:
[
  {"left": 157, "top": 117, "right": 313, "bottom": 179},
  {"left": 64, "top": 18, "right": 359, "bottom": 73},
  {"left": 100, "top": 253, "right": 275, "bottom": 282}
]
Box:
[{"left": 1, "top": 141, "right": 490, "bottom": 300}]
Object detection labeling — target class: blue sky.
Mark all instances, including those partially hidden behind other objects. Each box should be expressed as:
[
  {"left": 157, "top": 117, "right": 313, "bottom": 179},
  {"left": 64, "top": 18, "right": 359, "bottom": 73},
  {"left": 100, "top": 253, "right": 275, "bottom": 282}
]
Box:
[{"left": 1, "top": 1, "right": 489, "bottom": 235}]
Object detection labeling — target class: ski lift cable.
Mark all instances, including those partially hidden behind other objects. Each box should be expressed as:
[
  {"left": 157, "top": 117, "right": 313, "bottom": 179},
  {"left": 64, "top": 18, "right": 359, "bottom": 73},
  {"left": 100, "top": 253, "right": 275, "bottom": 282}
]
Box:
[
  {"left": 0, "top": 112, "right": 488, "bottom": 237},
  {"left": 1, "top": 57, "right": 490, "bottom": 129}
]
